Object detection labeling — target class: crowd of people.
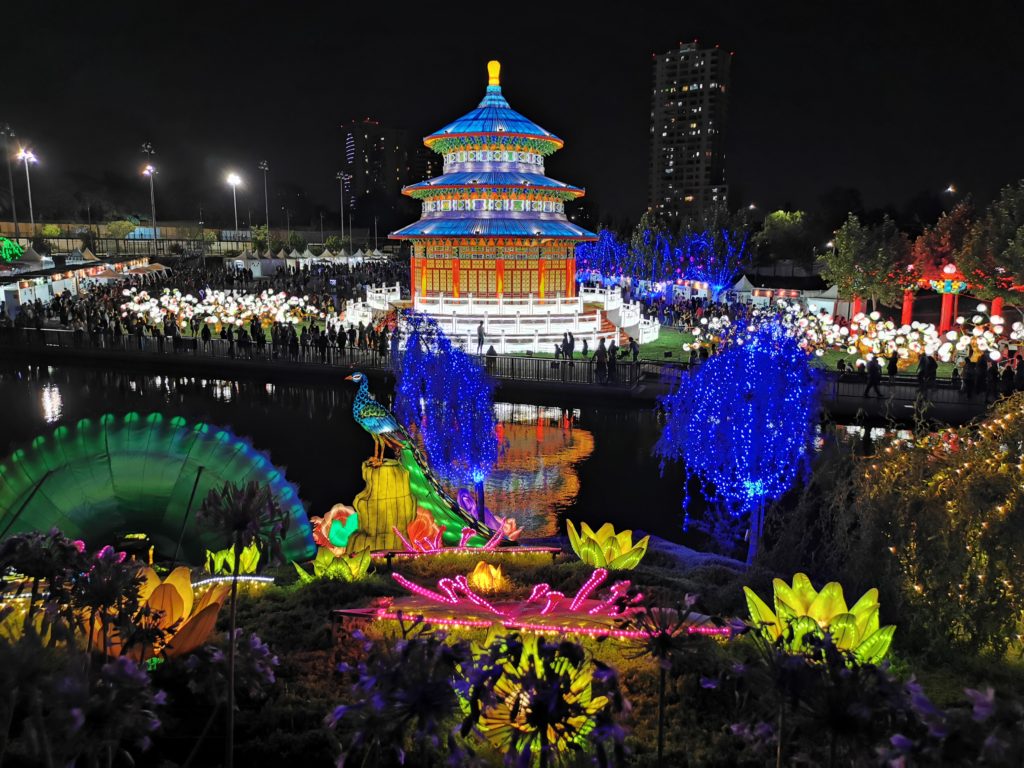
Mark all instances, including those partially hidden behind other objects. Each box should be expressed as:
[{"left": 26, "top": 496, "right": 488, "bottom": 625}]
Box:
[{"left": 0, "top": 258, "right": 409, "bottom": 361}]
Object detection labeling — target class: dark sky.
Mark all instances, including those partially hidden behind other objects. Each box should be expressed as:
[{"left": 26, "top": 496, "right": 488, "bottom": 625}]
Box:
[{"left": 5, "top": 1, "right": 1024, "bottom": 228}]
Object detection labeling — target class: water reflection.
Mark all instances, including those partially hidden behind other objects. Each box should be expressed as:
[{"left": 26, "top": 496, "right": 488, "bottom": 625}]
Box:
[
  {"left": 482, "top": 404, "right": 595, "bottom": 536},
  {"left": 40, "top": 384, "right": 63, "bottom": 423}
]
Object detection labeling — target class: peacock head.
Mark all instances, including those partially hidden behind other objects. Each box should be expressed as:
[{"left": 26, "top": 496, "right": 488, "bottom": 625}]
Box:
[{"left": 345, "top": 372, "right": 366, "bottom": 384}]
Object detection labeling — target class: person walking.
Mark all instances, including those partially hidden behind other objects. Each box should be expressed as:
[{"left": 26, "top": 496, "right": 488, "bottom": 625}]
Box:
[
  {"left": 887, "top": 351, "right": 898, "bottom": 383},
  {"left": 595, "top": 338, "right": 608, "bottom": 384},
  {"left": 477, "top": 321, "right": 485, "bottom": 355},
  {"left": 607, "top": 340, "right": 618, "bottom": 383},
  {"left": 863, "top": 356, "right": 884, "bottom": 398}
]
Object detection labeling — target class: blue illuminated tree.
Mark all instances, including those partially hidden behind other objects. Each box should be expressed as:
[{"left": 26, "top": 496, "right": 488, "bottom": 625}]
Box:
[
  {"left": 655, "top": 322, "right": 818, "bottom": 563},
  {"left": 391, "top": 312, "right": 500, "bottom": 516}
]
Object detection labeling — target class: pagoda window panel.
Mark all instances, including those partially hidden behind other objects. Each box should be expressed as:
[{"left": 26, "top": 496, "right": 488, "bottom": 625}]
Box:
[
  {"left": 527, "top": 272, "right": 539, "bottom": 293},
  {"left": 485, "top": 272, "right": 496, "bottom": 294}
]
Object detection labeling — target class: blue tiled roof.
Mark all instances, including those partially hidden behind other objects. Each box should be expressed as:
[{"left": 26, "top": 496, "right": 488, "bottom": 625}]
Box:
[
  {"left": 390, "top": 217, "right": 597, "bottom": 240},
  {"left": 404, "top": 172, "right": 582, "bottom": 195},
  {"left": 425, "top": 86, "right": 562, "bottom": 145}
]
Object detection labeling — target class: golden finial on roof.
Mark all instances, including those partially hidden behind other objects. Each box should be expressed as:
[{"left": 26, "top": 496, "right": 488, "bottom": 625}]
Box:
[{"left": 487, "top": 60, "right": 501, "bottom": 86}]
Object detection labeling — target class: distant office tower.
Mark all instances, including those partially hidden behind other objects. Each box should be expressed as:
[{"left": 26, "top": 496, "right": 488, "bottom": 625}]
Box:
[
  {"left": 341, "top": 118, "right": 409, "bottom": 219},
  {"left": 648, "top": 42, "right": 731, "bottom": 220}
]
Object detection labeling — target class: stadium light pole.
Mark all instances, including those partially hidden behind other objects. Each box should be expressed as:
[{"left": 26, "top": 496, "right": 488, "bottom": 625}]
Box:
[
  {"left": 226, "top": 173, "right": 241, "bottom": 233},
  {"left": 335, "top": 171, "right": 347, "bottom": 251},
  {"left": 16, "top": 148, "right": 37, "bottom": 234},
  {"left": 257, "top": 160, "right": 270, "bottom": 243},
  {"left": 142, "top": 142, "right": 158, "bottom": 254},
  {"left": 0, "top": 125, "right": 17, "bottom": 237}
]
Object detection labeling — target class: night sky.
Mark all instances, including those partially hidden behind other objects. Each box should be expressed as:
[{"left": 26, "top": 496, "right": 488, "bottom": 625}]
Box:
[{"left": 5, "top": 2, "right": 1023, "bottom": 229}]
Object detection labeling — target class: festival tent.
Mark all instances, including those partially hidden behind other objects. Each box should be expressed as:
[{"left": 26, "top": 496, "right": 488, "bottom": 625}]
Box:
[
  {"left": 90, "top": 269, "right": 124, "bottom": 281},
  {"left": 319, "top": 248, "right": 334, "bottom": 259},
  {"left": 81, "top": 248, "right": 99, "bottom": 262},
  {"left": 237, "top": 249, "right": 254, "bottom": 260},
  {"left": 17, "top": 246, "right": 44, "bottom": 263},
  {"left": 288, "top": 248, "right": 304, "bottom": 260},
  {"left": 301, "top": 248, "right": 317, "bottom": 260},
  {"left": 275, "top": 248, "right": 289, "bottom": 260}
]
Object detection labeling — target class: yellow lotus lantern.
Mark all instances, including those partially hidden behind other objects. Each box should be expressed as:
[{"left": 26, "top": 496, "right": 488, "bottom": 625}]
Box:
[
  {"left": 566, "top": 521, "right": 650, "bottom": 570},
  {"left": 743, "top": 573, "right": 896, "bottom": 663},
  {"left": 467, "top": 561, "right": 508, "bottom": 593},
  {"left": 96, "top": 566, "right": 229, "bottom": 660}
]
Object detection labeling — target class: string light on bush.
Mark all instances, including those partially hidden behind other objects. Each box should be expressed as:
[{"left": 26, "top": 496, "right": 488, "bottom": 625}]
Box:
[{"left": 656, "top": 321, "right": 819, "bottom": 562}]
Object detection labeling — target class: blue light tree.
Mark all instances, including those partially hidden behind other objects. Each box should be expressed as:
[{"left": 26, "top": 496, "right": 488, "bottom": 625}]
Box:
[
  {"left": 575, "top": 217, "right": 750, "bottom": 299},
  {"left": 655, "top": 322, "right": 819, "bottom": 563},
  {"left": 391, "top": 312, "right": 501, "bottom": 518}
]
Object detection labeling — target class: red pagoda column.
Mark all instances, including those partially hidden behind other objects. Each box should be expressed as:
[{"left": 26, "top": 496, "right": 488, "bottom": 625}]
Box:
[
  {"left": 851, "top": 295, "right": 864, "bottom": 318},
  {"left": 537, "top": 259, "right": 546, "bottom": 299},
  {"left": 939, "top": 293, "right": 954, "bottom": 333},
  {"left": 900, "top": 290, "right": 914, "bottom": 326},
  {"left": 991, "top": 296, "right": 1005, "bottom": 318},
  {"left": 496, "top": 259, "right": 505, "bottom": 297},
  {"left": 452, "top": 257, "right": 461, "bottom": 298},
  {"left": 566, "top": 255, "right": 576, "bottom": 297}
]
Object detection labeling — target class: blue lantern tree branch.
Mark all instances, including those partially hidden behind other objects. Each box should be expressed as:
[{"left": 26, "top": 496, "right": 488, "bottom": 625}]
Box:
[{"left": 390, "top": 312, "right": 501, "bottom": 512}]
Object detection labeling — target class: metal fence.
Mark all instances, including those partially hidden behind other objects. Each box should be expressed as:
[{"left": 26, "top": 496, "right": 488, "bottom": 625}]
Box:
[{"left": 0, "top": 328, "right": 639, "bottom": 389}]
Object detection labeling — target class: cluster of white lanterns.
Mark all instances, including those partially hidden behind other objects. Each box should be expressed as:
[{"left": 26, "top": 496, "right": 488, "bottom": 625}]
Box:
[
  {"left": 120, "top": 287, "right": 343, "bottom": 331},
  {"left": 687, "top": 300, "right": 1012, "bottom": 367}
]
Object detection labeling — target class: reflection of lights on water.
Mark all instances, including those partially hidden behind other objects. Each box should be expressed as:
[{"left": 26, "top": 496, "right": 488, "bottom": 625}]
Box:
[
  {"left": 265, "top": 383, "right": 275, "bottom": 394},
  {"left": 494, "top": 402, "right": 580, "bottom": 424},
  {"left": 214, "top": 382, "right": 234, "bottom": 402},
  {"left": 129, "top": 381, "right": 137, "bottom": 393},
  {"left": 41, "top": 384, "right": 63, "bottom": 423}
]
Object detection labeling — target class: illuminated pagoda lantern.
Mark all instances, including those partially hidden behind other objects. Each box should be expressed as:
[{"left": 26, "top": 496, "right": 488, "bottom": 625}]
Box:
[{"left": 391, "top": 61, "right": 636, "bottom": 352}]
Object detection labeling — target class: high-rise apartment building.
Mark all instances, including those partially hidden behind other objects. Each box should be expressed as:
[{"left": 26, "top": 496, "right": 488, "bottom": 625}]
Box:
[
  {"left": 648, "top": 42, "right": 731, "bottom": 220},
  {"left": 341, "top": 118, "right": 409, "bottom": 218}
]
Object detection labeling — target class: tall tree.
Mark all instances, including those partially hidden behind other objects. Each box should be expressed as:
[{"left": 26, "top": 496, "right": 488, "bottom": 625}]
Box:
[
  {"left": 912, "top": 199, "right": 974, "bottom": 278},
  {"left": 956, "top": 181, "right": 1024, "bottom": 301},
  {"left": 819, "top": 213, "right": 909, "bottom": 311},
  {"left": 754, "top": 209, "right": 816, "bottom": 266}
]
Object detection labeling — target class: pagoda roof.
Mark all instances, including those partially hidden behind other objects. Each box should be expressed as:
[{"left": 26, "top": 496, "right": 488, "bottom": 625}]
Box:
[
  {"left": 403, "top": 171, "right": 582, "bottom": 197},
  {"left": 424, "top": 62, "right": 563, "bottom": 151},
  {"left": 390, "top": 217, "right": 597, "bottom": 240}
]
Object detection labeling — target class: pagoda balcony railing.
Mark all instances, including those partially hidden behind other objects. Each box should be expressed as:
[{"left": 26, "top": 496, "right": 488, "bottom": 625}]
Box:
[
  {"left": 578, "top": 286, "right": 624, "bottom": 311},
  {"left": 366, "top": 283, "right": 402, "bottom": 311},
  {"left": 436, "top": 309, "right": 606, "bottom": 339},
  {"left": 414, "top": 292, "right": 585, "bottom": 316}
]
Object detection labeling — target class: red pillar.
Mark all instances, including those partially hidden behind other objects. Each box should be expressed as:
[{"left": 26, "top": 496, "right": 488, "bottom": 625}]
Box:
[
  {"left": 851, "top": 296, "right": 865, "bottom": 318},
  {"left": 900, "top": 290, "right": 914, "bottom": 326},
  {"left": 496, "top": 259, "right": 505, "bottom": 297},
  {"left": 452, "top": 258, "right": 460, "bottom": 298},
  {"left": 537, "top": 259, "right": 546, "bottom": 299},
  {"left": 566, "top": 256, "right": 576, "bottom": 298},
  {"left": 939, "top": 293, "right": 954, "bottom": 333},
  {"left": 991, "top": 296, "right": 1005, "bottom": 319}
]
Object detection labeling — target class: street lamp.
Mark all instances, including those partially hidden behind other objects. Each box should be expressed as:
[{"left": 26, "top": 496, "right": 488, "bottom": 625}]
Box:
[
  {"left": 16, "top": 148, "right": 37, "bottom": 233},
  {"left": 226, "top": 172, "right": 241, "bottom": 233},
  {"left": 0, "top": 125, "right": 18, "bottom": 238},
  {"left": 257, "top": 160, "right": 270, "bottom": 245},
  {"left": 335, "top": 171, "right": 348, "bottom": 252},
  {"left": 141, "top": 141, "right": 158, "bottom": 254}
]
